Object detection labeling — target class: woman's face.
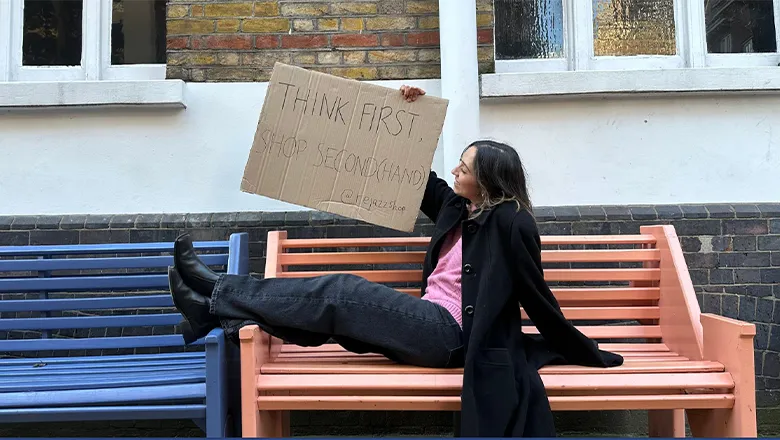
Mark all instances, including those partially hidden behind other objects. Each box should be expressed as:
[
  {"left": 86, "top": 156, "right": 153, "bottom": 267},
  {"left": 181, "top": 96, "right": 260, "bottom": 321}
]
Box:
[{"left": 451, "top": 146, "right": 481, "bottom": 203}]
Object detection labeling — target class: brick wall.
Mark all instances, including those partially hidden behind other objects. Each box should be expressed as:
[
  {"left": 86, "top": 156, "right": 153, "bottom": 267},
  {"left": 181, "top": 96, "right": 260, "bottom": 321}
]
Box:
[
  {"left": 2, "top": 203, "right": 780, "bottom": 436},
  {"left": 165, "top": 0, "right": 495, "bottom": 82}
]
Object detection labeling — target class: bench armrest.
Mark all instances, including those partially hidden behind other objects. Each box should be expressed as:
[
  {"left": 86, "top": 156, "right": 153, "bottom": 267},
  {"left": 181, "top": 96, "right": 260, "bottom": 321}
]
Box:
[
  {"left": 697, "top": 313, "right": 757, "bottom": 436},
  {"left": 641, "top": 225, "right": 704, "bottom": 361}
]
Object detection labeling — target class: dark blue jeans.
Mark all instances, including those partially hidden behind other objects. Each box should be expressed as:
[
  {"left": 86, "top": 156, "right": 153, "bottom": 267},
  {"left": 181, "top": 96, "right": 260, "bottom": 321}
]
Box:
[{"left": 210, "top": 273, "right": 465, "bottom": 368}]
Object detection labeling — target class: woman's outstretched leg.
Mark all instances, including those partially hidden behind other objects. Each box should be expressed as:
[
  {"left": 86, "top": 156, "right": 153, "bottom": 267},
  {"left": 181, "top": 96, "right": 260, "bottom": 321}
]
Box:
[{"left": 169, "top": 234, "right": 463, "bottom": 368}]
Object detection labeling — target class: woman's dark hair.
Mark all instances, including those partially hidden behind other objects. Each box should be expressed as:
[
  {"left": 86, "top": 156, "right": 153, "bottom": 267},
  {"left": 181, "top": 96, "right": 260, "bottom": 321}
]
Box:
[{"left": 465, "top": 139, "right": 532, "bottom": 217}]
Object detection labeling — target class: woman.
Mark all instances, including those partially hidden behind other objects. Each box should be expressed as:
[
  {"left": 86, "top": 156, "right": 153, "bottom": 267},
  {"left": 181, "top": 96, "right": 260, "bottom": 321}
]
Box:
[{"left": 168, "top": 85, "right": 623, "bottom": 437}]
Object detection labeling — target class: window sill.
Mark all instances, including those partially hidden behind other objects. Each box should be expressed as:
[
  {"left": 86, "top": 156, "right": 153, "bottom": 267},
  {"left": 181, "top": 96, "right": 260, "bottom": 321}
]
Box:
[
  {"left": 480, "top": 67, "right": 780, "bottom": 99},
  {"left": 0, "top": 80, "right": 186, "bottom": 109}
]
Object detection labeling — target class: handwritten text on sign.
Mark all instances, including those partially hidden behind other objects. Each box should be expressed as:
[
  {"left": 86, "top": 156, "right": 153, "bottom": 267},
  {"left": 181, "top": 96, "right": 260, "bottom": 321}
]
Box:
[{"left": 241, "top": 63, "right": 448, "bottom": 232}]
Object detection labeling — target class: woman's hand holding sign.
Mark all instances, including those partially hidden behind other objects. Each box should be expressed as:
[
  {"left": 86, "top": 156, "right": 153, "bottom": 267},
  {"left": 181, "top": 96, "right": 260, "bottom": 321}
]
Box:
[{"left": 400, "top": 85, "right": 426, "bottom": 102}]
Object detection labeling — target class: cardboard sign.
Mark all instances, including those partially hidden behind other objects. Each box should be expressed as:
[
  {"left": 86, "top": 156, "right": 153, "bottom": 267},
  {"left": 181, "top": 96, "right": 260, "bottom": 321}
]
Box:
[{"left": 240, "top": 63, "right": 449, "bottom": 232}]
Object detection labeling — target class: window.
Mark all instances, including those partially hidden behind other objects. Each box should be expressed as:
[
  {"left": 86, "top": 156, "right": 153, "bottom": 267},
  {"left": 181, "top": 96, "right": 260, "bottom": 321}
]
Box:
[
  {"left": 705, "top": 0, "right": 779, "bottom": 66},
  {"left": 494, "top": 0, "right": 780, "bottom": 73},
  {"left": 1, "top": 0, "right": 166, "bottom": 82}
]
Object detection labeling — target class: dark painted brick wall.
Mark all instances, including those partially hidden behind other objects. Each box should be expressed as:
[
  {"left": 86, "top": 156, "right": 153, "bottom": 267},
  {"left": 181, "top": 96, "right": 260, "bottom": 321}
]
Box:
[{"left": 1, "top": 202, "right": 779, "bottom": 436}]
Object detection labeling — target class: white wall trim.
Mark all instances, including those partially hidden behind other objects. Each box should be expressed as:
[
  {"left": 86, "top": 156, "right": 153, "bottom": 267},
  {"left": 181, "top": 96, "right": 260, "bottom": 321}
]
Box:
[
  {"left": 0, "top": 0, "right": 11, "bottom": 82},
  {"left": 0, "top": 79, "right": 186, "bottom": 108},
  {"left": 480, "top": 67, "right": 780, "bottom": 98},
  {"left": 439, "top": 0, "right": 480, "bottom": 185}
]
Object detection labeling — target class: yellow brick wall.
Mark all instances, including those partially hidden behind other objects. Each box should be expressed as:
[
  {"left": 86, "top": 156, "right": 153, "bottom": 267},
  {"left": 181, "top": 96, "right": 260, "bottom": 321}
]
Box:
[{"left": 166, "top": 0, "right": 494, "bottom": 81}]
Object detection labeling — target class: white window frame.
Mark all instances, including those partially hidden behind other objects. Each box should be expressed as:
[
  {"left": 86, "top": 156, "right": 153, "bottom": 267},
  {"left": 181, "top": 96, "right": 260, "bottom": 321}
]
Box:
[
  {"left": 1, "top": 0, "right": 166, "bottom": 82},
  {"left": 495, "top": 0, "right": 780, "bottom": 74}
]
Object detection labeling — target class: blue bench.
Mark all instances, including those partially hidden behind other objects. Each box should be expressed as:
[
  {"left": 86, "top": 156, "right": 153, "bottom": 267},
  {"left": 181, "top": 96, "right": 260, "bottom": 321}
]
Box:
[{"left": 0, "top": 232, "right": 249, "bottom": 437}]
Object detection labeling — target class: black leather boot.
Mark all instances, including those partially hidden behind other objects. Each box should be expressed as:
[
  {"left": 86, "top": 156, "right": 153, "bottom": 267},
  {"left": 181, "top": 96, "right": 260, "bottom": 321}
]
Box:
[
  {"left": 168, "top": 266, "right": 219, "bottom": 344},
  {"left": 174, "top": 233, "right": 220, "bottom": 297}
]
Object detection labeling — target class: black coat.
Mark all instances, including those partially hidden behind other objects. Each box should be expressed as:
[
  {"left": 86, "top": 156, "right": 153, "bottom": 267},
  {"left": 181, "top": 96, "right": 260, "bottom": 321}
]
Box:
[{"left": 419, "top": 171, "right": 624, "bottom": 437}]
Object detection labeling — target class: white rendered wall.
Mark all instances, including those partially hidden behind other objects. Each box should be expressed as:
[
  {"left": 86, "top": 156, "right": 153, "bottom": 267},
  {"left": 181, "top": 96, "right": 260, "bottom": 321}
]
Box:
[
  {"left": 0, "top": 82, "right": 778, "bottom": 216},
  {"left": 0, "top": 80, "right": 443, "bottom": 216},
  {"left": 480, "top": 94, "right": 780, "bottom": 206}
]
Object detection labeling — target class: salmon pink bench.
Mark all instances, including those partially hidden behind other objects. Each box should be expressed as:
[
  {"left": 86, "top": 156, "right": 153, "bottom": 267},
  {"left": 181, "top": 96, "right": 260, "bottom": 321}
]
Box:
[{"left": 238, "top": 225, "right": 756, "bottom": 438}]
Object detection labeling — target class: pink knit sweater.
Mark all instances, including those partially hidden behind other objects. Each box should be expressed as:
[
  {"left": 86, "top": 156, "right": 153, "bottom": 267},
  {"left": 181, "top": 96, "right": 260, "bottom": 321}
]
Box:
[{"left": 421, "top": 226, "right": 463, "bottom": 327}]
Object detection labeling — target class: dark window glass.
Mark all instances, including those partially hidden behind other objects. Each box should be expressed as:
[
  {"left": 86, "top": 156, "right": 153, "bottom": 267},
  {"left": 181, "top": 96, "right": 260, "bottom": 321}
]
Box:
[
  {"left": 111, "top": 0, "right": 167, "bottom": 64},
  {"left": 495, "top": 0, "right": 565, "bottom": 59},
  {"left": 23, "top": 0, "right": 83, "bottom": 66},
  {"left": 706, "top": 0, "right": 777, "bottom": 53}
]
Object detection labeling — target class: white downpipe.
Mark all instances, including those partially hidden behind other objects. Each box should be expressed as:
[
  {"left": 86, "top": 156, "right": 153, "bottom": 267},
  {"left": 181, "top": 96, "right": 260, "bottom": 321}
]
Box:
[{"left": 438, "top": 0, "right": 481, "bottom": 185}]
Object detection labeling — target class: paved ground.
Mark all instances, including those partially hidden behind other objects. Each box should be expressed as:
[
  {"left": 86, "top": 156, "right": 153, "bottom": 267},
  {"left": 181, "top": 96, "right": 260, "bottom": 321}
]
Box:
[{"left": 2, "top": 409, "right": 779, "bottom": 437}]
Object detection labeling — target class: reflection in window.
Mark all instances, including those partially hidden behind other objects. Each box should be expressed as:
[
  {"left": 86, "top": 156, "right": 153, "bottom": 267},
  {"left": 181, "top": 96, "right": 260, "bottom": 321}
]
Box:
[
  {"left": 494, "top": 0, "right": 565, "bottom": 59},
  {"left": 592, "top": 0, "right": 676, "bottom": 56},
  {"left": 111, "top": 0, "right": 167, "bottom": 64},
  {"left": 705, "top": 0, "right": 776, "bottom": 53},
  {"left": 23, "top": 0, "right": 83, "bottom": 66}
]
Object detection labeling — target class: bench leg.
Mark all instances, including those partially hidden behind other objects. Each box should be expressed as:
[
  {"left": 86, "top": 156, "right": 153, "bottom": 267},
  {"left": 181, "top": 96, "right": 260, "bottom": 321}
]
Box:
[
  {"left": 648, "top": 409, "right": 685, "bottom": 437},
  {"left": 687, "top": 314, "right": 757, "bottom": 437},
  {"left": 240, "top": 325, "right": 286, "bottom": 437},
  {"left": 240, "top": 326, "right": 267, "bottom": 437},
  {"left": 257, "top": 410, "right": 290, "bottom": 437}
]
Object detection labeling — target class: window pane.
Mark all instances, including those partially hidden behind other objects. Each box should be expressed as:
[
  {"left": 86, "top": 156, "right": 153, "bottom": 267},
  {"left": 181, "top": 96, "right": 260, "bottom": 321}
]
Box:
[
  {"left": 495, "top": 0, "right": 565, "bottom": 59},
  {"left": 705, "top": 0, "right": 777, "bottom": 53},
  {"left": 23, "top": 0, "right": 83, "bottom": 66},
  {"left": 593, "top": 0, "right": 676, "bottom": 56},
  {"left": 111, "top": 0, "right": 167, "bottom": 64}
]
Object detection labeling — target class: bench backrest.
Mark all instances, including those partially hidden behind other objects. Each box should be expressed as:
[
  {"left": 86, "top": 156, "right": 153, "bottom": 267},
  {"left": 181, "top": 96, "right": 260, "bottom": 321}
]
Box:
[
  {"left": 265, "top": 225, "right": 703, "bottom": 360},
  {"left": 0, "top": 233, "right": 249, "bottom": 356}
]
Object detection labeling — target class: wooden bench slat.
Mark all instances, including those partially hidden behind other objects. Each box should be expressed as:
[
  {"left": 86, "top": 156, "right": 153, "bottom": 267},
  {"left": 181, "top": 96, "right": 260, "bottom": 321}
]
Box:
[
  {"left": 541, "top": 235, "right": 656, "bottom": 245},
  {"left": 279, "top": 252, "right": 426, "bottom": 265},
  {"left": 279, "top": 235, "right": 656, "bottom": 249},
  {"left": 257, "top": 372, "right": 734, "bottom": 392},
  {"left": 0, "top": 335, "right": 200, "bottom": 352},
  {"left": 277, "top": 342, "right": 671, "bottom": 354},
  {"left": 523, "top": 325, "right": 662, "bottom": 339},
  {"left": 544, "top": 268, "right": 660, "bottom": 282},
  {"left": 0, "top": 370, "right": 207, "bottom": 393},
  {"left": 620, "top": 351, "right": 687, "bottom": 360},
  {"left": 261, "top": 360, "right": 724, "bottom": 375},
  {"left": 520, "top": 306, "right": 660, "bottom": 320},
  {"left": 269, "top": 355, "right": 686, "bottom": 365},
  {"left": 550, "top": 287, "right": 660, "bottom": 301},
  {"left": 0, "top": 295, "right": 173, "bottom": 313},
  {"left": 0, "top": 254, "right": 228, "bottom": 273},
  {"left": 0, "top": 383, "right": 207, "bottom": 409},
  {"left": 255, "top": 393, "right": 733, "bottom": 412},
  {"left": 250, "top": 286, "right": 662, "bottom": 303},
  {"left": 395, "top": 287, "right": 662, "bottom": 303},
  {"left": 0, "top": 274, "right": 169, "bottom": 293},
  {"left": 275, "top": 349, "right": 678, "bottom": 359},
  {"left": 276, "top": 270, "right": 422, "bottom": 283},
  {"left": 0, "top": 404, "right": 209, "bottom": 424},
  {"left": 542, "top": 249, "right": 660, "bottom": 263},
  {"left": 550, "top": 394, "right": 734, "bottom": 411},
  {"left": 0, "top": 241, "right": 229, "bottom": 257},
  {"left": 281, "top": 237, "right": 431, "bottom": 248},
  {"left": 0, "top": 352, "right": 204, "bottom": 366},
  {"left": 276, "top": 249, "right": 661, "bottom": 266},
  {"left": 598, "top": 343, "right": 669, "bottom": 352},
  {"left": 0, "top": 358, "right": 205, "bottom": 373},
  {"left": 0, "top": 313, "right": 181, "bottom": 331},
  {"left": 275, "top": 268, "right": 660, "bottom": 283},
  {"left": 276, "top": 351, "right": 688, "bottom": 362}
]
